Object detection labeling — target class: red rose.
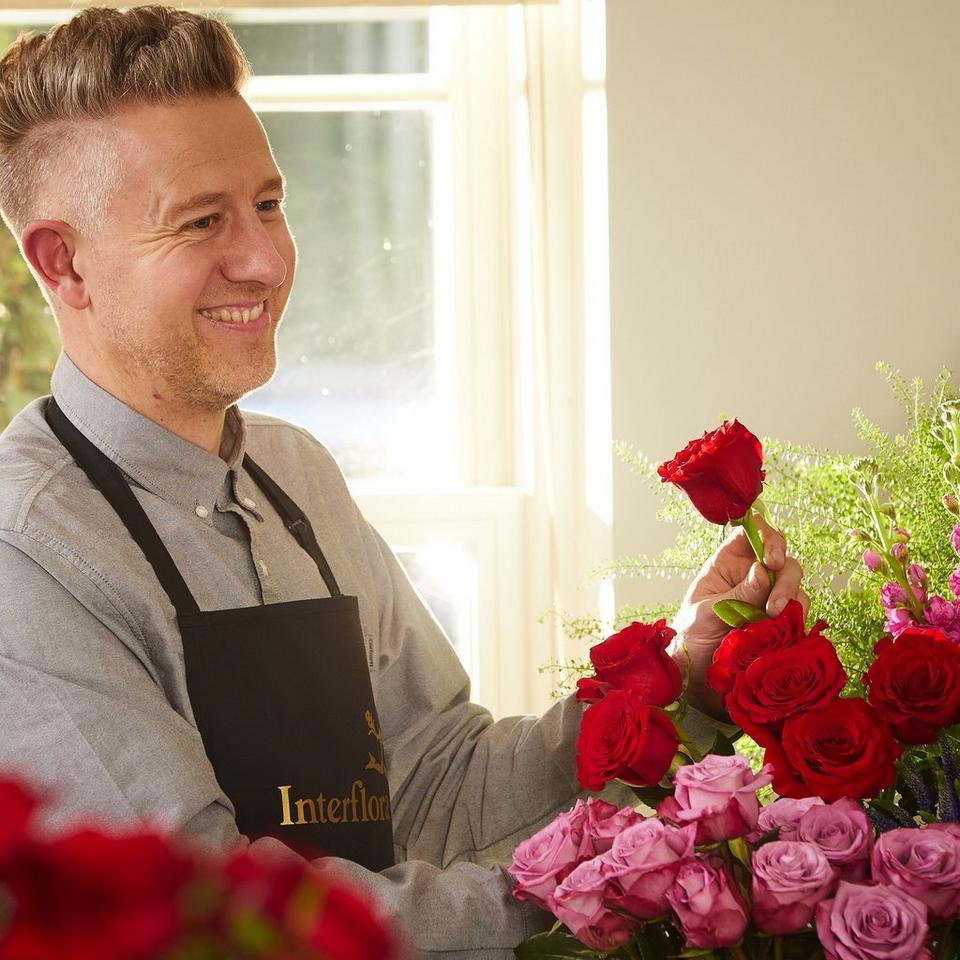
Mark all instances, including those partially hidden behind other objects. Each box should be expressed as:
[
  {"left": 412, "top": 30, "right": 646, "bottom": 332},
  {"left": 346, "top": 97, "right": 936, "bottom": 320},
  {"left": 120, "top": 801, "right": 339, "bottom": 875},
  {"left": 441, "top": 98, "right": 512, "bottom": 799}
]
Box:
[
  {"left": 0, "top": 779, "right": 37, "bottom": 868},
  {"left": 309, "top": 885, "right": 397, "bottom": 960},
  {"left": 658, "top": 419, "right": 765, "bottom": 525},
  {"left": 0, "top": 830, "right": 195, "bottom": 960},
  {"left": 725, "top": 634, "right": 847, "bottom": 747},
  {"left": 863, "top": 627, "right": 960, "bottom": 744},
  {"left": 707, "top": 599, "right": 821, "bottom": 700},
  {"left": 578, "top": 620, "right": 682, "bottom": 708},
  {"left": 769, "top": 699, "right": 901, "bottom": 802},
  {"left": 576, "top": 689, "right": 679, "bottom": 792}
]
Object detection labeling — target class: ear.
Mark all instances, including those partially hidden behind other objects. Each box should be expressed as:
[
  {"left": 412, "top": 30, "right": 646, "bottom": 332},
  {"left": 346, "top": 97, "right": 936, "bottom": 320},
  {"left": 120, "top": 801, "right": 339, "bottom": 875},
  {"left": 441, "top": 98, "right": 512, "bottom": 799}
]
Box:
[{"left": 19, "top": 220, "right": 90, "bottom": 311}]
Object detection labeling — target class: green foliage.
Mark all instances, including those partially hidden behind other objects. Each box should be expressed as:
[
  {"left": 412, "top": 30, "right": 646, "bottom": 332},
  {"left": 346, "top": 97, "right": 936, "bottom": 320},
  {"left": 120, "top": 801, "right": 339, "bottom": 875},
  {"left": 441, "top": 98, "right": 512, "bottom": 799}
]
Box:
[
  {"left": 0, "top": 225, "right": 60, "bottom": 431},
  {"left": 567, "top": 364, "right": 958, "bottom": 696}
]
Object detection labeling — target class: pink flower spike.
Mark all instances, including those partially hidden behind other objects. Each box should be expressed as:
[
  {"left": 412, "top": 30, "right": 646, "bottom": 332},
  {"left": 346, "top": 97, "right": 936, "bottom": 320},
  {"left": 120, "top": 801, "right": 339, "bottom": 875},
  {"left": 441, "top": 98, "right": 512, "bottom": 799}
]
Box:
[
  {"left": 907, "top": 563, "right": 928, "bottom": 588},
  {"left": 951, "top": 524, "right": 960, "bottom": 555}
]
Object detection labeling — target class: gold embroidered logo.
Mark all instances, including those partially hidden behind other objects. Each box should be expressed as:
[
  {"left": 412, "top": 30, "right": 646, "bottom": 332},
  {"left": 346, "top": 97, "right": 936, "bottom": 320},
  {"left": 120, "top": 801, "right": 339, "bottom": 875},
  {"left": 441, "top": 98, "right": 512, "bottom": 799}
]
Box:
[
  {"left": 365, "top": 709, "right": 386, "bottom": 776},
  {"left": 277, "top": 711, "right": 391, "bottom": 828}
]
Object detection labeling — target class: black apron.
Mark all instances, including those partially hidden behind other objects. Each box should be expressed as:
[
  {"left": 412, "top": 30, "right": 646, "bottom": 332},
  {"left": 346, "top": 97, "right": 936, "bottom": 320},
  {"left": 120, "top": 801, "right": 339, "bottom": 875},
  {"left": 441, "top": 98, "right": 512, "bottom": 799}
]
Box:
[{"left": 45, "top": 399, "right": 395, "bottom": 871}]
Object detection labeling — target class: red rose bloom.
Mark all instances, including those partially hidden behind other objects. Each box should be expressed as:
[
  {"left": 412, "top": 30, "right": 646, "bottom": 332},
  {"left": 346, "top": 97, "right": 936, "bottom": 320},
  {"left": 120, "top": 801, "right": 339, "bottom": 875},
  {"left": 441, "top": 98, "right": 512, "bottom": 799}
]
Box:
[
  {"left": 725, "top": 634, "right": 847, "bottom": 747},
  {"left": 0, "top": 779, "right": 37, "bottom": 868},
  {"left": 707, "top": 599, "right": 821, "bottom": 700},
  {"left": 576, "top": 689, "right": 679, "bottom": 792},
  {"left": 658, "top": 419, "right": 765, "bottom": 525},
  {"left": 863, "top": 627, "right": 960, "bottom": 744},
  {"left": 770, "top": 698, "right": 901, "bottom": 802},
  {"left": 577, "top": 619, "right": 682, "bottom": 708},
  {"left": 0, "top": 830, "right": 195, "bottom": 960}
]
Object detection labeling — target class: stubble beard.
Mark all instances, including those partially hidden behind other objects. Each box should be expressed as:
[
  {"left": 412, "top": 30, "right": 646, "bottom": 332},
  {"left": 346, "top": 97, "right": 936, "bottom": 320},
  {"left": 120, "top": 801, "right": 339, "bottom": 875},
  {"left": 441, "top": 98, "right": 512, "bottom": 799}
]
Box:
[{"left": 102, "top": 303, "right": 279, "bottom": 414}]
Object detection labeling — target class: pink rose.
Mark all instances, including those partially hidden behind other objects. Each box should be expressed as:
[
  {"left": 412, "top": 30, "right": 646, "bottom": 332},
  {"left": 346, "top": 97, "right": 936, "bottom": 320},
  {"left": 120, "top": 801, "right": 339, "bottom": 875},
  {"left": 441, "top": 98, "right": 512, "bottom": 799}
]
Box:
[
  {"left": 658, "top": 755, "right": 773, "bottom": 842},
  {"left": 753, "top": 796, "right": 824, "bottom": 842},
  {"left": 751, "top": 840, "right": 836, "bottom": 934},
  {"left": 925, "top": 822, "right": 960, "bottom": 841},
  {"left": 580, "top": 799, "right": 641, "bottom": 857},
  {"left": 602, "top": 818, "right": 696, "bottom": 920},
  {"left": 871, "top": 827, "right": 960, "bottom": 922},
  {"left": 815, "top": 881, "right": 930, "bottom": 960},
  {"left": 561, "top": 797, "right": 640, "bottom": 860},
  {"left": 796, "top": 798, "right": 872, "bottom": 882},
  {"left": 552, "top": 858, "right": 635, "bottom": 950},
  {"left": 509, "top": 810, "right": 587, "bottom": 910},
  {"left": 665, "top": 857, "right": 748, "bottom": 949}
]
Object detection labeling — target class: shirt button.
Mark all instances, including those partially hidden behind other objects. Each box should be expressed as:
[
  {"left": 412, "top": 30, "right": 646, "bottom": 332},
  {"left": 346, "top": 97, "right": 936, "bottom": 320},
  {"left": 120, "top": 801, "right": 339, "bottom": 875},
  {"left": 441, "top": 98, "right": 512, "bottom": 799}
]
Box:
[
  {"left": 241, "top": 497, "right": 257, "bottom": 510},
  {"left": 195, "top": 504, "right": 209, "bottom": 519}
]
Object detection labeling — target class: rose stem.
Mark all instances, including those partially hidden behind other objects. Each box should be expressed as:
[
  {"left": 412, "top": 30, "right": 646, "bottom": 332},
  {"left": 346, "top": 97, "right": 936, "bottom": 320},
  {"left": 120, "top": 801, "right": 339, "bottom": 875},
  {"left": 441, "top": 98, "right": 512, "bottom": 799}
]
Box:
[{"left": 739, "top": 510, "right": 775, "bottom": 588}]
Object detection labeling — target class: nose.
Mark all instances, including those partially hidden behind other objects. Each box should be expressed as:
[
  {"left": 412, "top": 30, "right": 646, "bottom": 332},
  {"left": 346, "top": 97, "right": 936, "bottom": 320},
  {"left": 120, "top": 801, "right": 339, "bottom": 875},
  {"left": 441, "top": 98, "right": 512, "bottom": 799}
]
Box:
[{"left": 219, "top": 210, "right": 288, "bottom": 290}]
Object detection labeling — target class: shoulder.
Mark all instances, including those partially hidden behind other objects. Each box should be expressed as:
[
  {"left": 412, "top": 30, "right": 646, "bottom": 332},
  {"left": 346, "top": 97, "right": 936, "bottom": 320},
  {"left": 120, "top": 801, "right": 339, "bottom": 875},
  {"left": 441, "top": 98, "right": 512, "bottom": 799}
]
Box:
[
  {"left": 238, "top": 406, "right": 351, "bottom": 497},
  {"left": 0, "top": 397, "right": 74, "bottom": 533}
]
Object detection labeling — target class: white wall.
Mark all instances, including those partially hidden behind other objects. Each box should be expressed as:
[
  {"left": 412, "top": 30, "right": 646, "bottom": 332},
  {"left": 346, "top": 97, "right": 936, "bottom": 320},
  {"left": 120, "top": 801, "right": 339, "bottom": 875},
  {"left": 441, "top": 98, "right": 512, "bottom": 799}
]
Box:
[{"left": 607, "top": 0, "right": 960, "bottom": 609}]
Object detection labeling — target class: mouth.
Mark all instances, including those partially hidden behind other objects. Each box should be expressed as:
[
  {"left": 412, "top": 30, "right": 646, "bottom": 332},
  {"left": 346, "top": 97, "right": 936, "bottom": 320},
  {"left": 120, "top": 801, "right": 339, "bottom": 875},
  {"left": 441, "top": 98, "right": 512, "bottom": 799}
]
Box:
[{"left": 197, "top": 299, "right": 271, "bottom": 332}]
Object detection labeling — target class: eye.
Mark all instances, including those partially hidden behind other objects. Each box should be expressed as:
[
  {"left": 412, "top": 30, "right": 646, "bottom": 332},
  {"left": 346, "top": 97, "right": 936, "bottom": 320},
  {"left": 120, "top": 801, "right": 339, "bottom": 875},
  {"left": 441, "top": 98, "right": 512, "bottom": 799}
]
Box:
[
  {"left": 257, "top": 198, "right": 285, "bottom": 214},
  {"left": 186, "top": 214, "right": 218, "bottom": 232}
]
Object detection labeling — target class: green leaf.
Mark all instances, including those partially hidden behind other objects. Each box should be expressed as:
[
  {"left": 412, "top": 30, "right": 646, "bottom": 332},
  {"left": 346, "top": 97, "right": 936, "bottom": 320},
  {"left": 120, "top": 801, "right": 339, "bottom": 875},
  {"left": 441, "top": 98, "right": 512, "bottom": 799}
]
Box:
[
  {"left": 712, "top": 599, "right": 768, "bottom": 627},
  {"left": 514, "top": 928, "right": 609, "bottom": 958},
  {"left": 626, "top": 782, "right": 674, "bottom": 808},
  {"left": 707, "top": 730, "right": 741, "bottom": 756}
]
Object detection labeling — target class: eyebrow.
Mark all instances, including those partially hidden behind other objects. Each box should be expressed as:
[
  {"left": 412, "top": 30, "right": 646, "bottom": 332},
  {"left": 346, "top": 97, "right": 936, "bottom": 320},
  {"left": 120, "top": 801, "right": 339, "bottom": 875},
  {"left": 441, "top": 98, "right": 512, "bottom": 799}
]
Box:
[{"left": 164, "top": 174, "right": 286, "bottom": 223}]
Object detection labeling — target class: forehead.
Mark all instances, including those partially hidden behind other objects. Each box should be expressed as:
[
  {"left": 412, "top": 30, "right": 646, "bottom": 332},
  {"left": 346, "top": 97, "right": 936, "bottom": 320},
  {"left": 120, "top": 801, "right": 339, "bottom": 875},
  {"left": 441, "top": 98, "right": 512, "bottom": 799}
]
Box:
[{"left": 105, "top": 95, "right": 281, "bottom": 216}]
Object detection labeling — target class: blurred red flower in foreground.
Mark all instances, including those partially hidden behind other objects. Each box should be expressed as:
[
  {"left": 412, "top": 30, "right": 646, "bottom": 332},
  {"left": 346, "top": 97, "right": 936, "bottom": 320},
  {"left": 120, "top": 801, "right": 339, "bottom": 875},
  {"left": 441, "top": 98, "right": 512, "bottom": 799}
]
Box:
[{"left": 0, "top": 777, "right": 399, "bottom": 960}]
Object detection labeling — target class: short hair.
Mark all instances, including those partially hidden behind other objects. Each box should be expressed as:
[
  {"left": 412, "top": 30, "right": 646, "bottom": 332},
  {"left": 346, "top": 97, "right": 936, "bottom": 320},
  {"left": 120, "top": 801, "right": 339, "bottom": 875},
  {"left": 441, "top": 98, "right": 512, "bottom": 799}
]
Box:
[{"left": 0, "top": 5, "right": 251, "bottom": 238}]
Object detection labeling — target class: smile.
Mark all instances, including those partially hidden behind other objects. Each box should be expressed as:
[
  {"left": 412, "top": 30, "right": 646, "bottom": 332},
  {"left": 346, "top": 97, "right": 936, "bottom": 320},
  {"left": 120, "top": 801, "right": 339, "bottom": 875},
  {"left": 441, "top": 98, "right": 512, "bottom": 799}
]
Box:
[{"left": 198, "top": 301, "right": 265, "bottom": 325}]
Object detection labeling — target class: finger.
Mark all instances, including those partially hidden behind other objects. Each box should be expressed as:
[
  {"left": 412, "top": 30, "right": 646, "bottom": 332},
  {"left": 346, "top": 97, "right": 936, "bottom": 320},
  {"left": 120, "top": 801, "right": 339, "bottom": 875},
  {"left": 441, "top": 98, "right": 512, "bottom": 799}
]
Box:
[
  {"left": 755, "top": 515, "right": 786, "bottom": 570},
  {"left": 730, "top": 561, "right": 771, "bottom": 608},
  {"left": 765, "top": 557, "right": 805, "bottom": 617}
]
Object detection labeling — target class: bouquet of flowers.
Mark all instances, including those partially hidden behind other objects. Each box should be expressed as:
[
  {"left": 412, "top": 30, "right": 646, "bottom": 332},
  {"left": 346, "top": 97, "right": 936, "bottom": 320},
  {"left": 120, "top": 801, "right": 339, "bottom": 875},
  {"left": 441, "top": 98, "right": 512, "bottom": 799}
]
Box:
[
  {"left": 512, "top": 413, "right": 960, "bottom": 959},
  {"left": 0, "top": 775, "right": 400, "bottom": 960}
]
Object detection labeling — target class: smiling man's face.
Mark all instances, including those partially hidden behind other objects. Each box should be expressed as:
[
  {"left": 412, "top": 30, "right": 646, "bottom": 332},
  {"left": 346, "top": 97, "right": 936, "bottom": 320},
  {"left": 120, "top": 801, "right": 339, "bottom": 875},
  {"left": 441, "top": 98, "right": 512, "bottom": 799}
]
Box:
[{"left": 72, "top": 93, "right": 297, "bottom": 414}]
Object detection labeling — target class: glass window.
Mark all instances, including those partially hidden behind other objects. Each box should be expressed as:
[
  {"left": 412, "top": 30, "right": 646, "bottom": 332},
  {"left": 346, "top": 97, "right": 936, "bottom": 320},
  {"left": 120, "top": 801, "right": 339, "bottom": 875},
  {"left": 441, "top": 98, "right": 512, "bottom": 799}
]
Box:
[
  {"left": 246, "top": 109, "right": 452, "bottom": 484},
  {"left": 226, "top": 17, "right": 430, "bottom": 76}
]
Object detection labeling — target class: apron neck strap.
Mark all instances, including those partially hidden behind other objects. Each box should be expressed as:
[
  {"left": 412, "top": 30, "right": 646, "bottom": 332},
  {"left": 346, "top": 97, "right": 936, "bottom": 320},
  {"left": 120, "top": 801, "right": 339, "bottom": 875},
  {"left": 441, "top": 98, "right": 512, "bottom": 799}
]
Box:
[
  {"left": 44, "top": 398, "right": 201, "bottom": 616},
  {"left": 242, "top": 454, "right": 342, "bottom": 598}
]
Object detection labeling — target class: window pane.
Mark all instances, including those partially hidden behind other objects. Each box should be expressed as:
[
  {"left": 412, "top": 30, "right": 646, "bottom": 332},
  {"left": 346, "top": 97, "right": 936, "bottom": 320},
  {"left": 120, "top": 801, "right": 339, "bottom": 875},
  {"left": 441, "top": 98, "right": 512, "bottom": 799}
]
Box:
[
  {"left": 247, "top": 109, "right": 452, "bottom": 484},
  {"left": 396, "top": 543, "right": 478, "bottom": 680},
  {"left": 226, "top": 17, "right": 429, "bottom": 76}
]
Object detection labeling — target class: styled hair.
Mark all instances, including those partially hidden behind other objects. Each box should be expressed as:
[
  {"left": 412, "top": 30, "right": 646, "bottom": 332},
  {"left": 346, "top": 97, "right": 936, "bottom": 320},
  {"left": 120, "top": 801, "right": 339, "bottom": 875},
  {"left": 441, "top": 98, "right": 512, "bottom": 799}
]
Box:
[{"left": 0, "top": 5, "right": 251, "bottom": 238}]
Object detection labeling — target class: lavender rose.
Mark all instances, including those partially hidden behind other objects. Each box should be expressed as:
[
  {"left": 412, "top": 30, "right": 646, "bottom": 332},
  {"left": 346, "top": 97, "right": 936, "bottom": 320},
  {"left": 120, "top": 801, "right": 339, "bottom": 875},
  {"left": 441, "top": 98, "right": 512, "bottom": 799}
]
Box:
[
  {"left": 658, "top": 754, "right": 773, "bottom": 842},
  {"left": 753, "top": 796, "right": 824, "bottom": 842},
  {"left": 510, "top": 808, "right": 587, "bottom": 909},
  {"left": 872, "top": 827, "right": 960, "bottom": 922},
  {"left": 552, "top": 857, "right": 635, "bottom": 950},
  {"left": 796, "top": 798, "right": 872, "bottom": 882},
  {"left": 602, "top": 818, "right": 696, "bottom": 920},
  {"left": 751, "top": 840, "right": 836, "bottom": 934},
  {"left": 665, "top": 857, "right": 749, "bottom": 949},
  {"left": 815, "top": 881, "right": 930, "bottom": 960}
]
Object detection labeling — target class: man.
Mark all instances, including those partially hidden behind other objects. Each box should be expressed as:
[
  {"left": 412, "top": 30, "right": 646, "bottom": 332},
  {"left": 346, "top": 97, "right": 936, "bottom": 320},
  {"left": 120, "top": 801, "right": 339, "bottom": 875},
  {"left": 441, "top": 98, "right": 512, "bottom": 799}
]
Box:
[{"left": 0, "top": 7, "right": 805, "bottom": 957}]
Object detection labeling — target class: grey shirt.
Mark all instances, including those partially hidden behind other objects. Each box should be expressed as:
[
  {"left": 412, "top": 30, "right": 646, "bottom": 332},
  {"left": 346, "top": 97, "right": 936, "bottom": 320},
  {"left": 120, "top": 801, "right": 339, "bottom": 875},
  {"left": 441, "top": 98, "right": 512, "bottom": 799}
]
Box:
[{"left": 0, "top": 354, "right": 723, "bottom": 957}]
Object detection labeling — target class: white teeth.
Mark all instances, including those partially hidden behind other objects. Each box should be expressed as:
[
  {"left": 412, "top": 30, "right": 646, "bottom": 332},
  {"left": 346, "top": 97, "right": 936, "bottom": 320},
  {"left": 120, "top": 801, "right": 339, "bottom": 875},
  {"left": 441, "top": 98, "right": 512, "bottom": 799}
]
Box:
[{"left": 199, "top": 301, "right": 265, "bottom": 324}]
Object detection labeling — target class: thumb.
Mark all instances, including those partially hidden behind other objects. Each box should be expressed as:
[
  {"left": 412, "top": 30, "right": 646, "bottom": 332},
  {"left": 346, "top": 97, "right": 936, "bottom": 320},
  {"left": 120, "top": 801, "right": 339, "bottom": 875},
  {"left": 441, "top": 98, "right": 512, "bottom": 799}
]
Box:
[{"left": 729, "top": 562, "right": 770, "bottom": 608}]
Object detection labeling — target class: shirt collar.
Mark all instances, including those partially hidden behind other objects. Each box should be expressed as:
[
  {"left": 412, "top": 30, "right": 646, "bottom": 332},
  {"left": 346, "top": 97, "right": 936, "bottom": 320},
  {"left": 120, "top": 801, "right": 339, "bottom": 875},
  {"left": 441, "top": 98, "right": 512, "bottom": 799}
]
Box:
[{"left": 50, "top": 352, "right": 248, "bottom": 516}]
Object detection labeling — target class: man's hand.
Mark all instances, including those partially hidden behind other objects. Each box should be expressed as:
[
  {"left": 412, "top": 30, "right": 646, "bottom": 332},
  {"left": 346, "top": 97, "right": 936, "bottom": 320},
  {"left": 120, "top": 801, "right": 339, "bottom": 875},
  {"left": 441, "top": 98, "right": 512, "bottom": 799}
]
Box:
[{"left": 670, "top": 515, "right": 808, "bottom": 720}]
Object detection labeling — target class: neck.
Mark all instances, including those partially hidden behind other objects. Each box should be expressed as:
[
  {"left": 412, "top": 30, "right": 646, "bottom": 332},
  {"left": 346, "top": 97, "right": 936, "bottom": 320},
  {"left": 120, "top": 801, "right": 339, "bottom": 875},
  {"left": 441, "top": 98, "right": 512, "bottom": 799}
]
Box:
[{"left": 65, "top": 350, "right": 229, "bottom": 458}]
